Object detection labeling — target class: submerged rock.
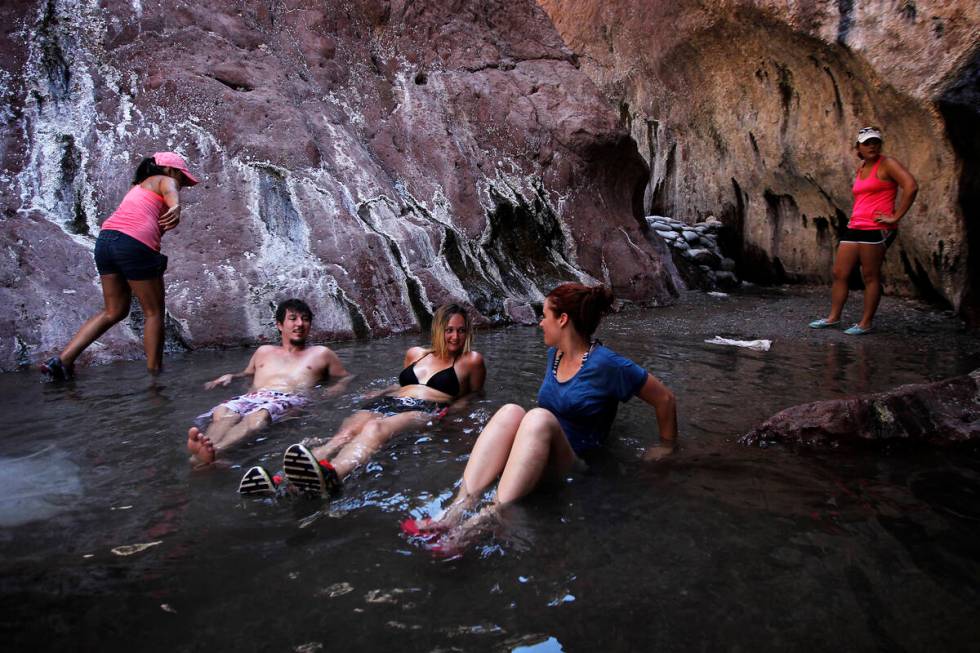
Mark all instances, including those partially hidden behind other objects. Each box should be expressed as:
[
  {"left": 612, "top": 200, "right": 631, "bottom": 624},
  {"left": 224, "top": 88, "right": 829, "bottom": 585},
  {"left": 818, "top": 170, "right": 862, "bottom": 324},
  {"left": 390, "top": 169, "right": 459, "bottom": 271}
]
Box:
[{"left": 740, "top": 369, "right": 980, "bottom": 448}]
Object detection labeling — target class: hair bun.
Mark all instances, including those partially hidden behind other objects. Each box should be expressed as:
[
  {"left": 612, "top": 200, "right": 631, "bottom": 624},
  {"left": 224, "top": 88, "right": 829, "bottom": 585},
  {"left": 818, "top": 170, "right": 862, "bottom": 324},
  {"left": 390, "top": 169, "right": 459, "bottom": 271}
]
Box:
[{"left": 588, "top": 285, "right": 614, "bottom": 315}]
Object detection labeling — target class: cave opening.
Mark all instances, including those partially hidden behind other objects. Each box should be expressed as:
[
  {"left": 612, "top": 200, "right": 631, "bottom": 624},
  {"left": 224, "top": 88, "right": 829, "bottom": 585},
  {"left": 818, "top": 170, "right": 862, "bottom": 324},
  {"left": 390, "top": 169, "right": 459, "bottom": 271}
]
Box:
[{"left": 937, "top": 46, "right": 980, "bottom": 326}]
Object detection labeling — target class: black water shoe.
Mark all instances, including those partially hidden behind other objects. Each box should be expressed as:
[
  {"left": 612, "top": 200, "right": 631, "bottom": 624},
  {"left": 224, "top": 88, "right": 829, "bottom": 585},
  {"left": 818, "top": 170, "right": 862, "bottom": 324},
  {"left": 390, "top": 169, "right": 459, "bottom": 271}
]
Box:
[
  {"left": 283, "top": 444, "right": 341, "bottom": 497},
  {"left": 238, "top": 466, "right": 278, "bottom": 495},
  {"left": 41, "top": 356, "right": 73, "bottom": 381}
]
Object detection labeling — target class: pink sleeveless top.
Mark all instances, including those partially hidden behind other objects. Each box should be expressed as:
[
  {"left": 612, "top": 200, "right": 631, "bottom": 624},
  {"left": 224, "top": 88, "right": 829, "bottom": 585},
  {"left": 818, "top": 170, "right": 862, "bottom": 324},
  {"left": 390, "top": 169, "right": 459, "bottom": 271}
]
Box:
[
  {"left": 849, "top": 158, "right": 898, "bottom": 231},
  {"left": 100, "top": 186, "right": 168, "bottom": 251}
]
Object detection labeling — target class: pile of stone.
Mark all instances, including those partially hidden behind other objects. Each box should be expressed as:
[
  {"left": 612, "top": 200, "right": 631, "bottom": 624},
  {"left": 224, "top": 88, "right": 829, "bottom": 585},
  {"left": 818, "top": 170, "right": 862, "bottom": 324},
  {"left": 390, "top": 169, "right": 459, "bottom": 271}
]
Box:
[{"left": 646, "top": 215, "right": 739, "bottom": 291}]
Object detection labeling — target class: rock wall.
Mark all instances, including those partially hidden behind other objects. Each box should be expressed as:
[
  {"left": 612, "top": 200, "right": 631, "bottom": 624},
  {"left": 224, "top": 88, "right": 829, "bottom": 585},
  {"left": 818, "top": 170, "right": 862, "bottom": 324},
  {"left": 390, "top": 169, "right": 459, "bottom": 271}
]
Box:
[
  {"left": 538, "top": 0, "right": 980, "bottom": 320},
  {"left": 0, "top": 0, "right": 678, "bottom": 371}
]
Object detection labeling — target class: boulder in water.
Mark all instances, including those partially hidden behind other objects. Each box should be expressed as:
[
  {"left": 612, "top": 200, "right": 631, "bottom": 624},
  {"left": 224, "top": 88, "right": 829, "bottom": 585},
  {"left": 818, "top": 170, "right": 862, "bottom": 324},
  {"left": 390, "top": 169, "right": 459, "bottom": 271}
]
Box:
[{"left": 740, "top": 370, "right": 980, "bottom": 448}]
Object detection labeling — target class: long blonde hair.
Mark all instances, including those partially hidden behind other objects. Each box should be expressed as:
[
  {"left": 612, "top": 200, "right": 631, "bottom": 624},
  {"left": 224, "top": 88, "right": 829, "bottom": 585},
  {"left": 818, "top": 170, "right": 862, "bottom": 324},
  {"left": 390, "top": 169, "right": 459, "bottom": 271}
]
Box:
[{"left": 429, "top": 304, "right": 472, "bottom": 358}]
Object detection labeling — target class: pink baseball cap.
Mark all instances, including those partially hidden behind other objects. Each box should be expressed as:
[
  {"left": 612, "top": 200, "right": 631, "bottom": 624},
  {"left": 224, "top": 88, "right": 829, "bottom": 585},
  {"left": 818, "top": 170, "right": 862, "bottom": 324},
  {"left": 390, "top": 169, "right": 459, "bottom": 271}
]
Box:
[{"left": 153, "top": 151, "right": 200, "bottom": 185}]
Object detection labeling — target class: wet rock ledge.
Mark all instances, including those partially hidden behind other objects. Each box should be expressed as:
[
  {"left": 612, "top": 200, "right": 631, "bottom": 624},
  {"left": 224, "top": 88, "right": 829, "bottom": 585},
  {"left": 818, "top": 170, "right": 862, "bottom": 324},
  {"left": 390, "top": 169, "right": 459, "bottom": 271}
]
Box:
[{"left": 740, "top": 369, "right": 980, "bottom": 448}]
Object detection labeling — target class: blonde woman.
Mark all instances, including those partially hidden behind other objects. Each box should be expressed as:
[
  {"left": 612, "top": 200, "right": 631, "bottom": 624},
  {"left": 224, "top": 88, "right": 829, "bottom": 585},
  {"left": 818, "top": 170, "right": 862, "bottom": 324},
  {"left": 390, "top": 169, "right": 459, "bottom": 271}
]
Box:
[{"left": 239, "top": 303, "right": 486, "bottom": 495}]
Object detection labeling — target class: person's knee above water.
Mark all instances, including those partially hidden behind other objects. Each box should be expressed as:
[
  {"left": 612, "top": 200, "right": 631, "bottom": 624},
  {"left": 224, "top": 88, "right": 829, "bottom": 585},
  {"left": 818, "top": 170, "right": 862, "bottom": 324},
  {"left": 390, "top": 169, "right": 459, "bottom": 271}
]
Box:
[
  {"left": 400, "top": 283, "right": 678, "bottom": 552},
  {"left": 40, "top": 152, "right": 199, "bottom": 380},
  {"left": 238, "top": 303, "right": 487, "bottom": 496},
  {"left": 809, "top": 126, "right": 918, "bottom": 335},
  {"left": 187, "top": 298, "right": 350, "bottom": 466}
]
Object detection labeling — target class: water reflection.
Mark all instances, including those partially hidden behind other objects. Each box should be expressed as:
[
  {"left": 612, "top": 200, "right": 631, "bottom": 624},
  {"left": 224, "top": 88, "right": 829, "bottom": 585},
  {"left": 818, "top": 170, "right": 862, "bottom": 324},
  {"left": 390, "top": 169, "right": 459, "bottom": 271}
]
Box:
[{"left": 1, "top": 290, "right": 979, "bottom": 651}]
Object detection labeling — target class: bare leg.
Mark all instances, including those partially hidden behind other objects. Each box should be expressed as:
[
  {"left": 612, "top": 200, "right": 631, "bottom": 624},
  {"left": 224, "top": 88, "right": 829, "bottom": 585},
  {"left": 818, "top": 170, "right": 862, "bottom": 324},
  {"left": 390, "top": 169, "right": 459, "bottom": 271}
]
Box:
[
  {"left": 429, "top": 404, "right": 527, "bottom": 528},
  {"left": 826, "top": 243, "right": 861, "bottom": 323},
  {"left": 460, "top": 404, "right": 528, "bottom": 501},
  {"left": 58, "top": 274, "right": 132, "bottom": 366},
  {"left": 310, "top": 411, "right": 377, "bottom": 461},
  {"left": 427, "top": 407, "right": 577, "bottom": 555},
  {"left": 128, "top": 277, "right": 165, "bottom": 373},
  {"left": 329, "top": 411, "right": 428, "bottom": 478},
  {"left": 209, "top": 409, "right": 271, "bottom": 453},
  {"left": 202, "top": 406, "right": 242, "bottom": 443},
  {"left": 494, "top": 408, "right": 578, "bottom": 504},
  {"left": 856, "top": 243, "right": 886, "bottom": 328}
]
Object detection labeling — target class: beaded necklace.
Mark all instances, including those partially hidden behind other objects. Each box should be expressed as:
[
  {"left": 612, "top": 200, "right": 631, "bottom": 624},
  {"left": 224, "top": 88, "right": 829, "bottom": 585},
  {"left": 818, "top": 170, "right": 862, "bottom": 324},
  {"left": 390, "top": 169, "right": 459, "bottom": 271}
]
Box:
[{"left": 552, "top": 340, "right": 600, "bottom": 378}]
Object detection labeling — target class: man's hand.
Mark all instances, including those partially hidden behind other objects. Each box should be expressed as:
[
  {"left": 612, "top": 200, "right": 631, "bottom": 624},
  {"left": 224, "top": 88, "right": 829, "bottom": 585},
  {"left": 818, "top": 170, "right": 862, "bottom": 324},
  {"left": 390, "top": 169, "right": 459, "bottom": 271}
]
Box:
[{"left": 205, "top": 373, "right": 233, "bottom": 390}]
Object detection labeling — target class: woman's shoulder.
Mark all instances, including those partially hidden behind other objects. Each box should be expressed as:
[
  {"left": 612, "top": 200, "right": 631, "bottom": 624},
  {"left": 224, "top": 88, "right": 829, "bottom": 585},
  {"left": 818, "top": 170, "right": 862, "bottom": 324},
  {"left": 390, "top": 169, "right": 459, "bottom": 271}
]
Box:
[
  {"left": 459, "top": 350, "right": 485, "bottom": 367},
  {"left": 404, "top": 345, "right": 429, "bottom": 361},
  {"left": 879, "top": 155, "right": 907, "bottom": 173},
  {"left": 138, "top": 176, "right": 174, "bottom": 196},
  {"left": 592, "top": 344, "right": 639, "bottom": 366}
]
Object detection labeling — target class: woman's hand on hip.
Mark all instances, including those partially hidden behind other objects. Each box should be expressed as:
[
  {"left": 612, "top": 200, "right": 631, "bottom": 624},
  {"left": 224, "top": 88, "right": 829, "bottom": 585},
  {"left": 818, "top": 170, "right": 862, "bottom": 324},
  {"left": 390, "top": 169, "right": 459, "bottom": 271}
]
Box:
[{"left": 873, "top": 211, "right": 899, "bottom": 226}]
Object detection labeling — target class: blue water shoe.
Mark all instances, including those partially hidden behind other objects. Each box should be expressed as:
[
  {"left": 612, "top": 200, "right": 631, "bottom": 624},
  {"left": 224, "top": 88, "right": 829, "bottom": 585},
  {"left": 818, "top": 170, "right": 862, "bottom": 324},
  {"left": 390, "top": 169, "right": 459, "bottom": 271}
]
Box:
[
  {"left": 844, "top": 324, "right": 874, "bottom": 335},
  {"left": 808, "top": 318, "right": 840, "bottom": 329}
]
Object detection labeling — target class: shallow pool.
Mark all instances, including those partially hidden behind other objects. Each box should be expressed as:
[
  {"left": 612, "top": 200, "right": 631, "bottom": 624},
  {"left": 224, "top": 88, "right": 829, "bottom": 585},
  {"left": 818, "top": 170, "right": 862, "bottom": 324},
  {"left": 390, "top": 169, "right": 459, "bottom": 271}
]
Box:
[{"left": 2, "top": 288, "right": 979, "bottom": 651}]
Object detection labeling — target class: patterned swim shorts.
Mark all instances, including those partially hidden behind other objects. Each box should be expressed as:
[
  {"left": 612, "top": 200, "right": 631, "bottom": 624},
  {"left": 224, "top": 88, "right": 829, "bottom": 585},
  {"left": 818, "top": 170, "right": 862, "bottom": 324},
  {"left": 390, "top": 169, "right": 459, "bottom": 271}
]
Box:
[{"left": 196, "top": 389, "right": 309, "bottom": 426}]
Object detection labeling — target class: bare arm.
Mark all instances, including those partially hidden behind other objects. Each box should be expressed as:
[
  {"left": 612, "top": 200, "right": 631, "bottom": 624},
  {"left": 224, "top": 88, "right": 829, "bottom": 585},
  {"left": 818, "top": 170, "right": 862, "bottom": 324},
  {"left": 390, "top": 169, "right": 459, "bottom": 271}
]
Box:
[
  {"left": 464, "top": 352, "right": 486, "bottom": 394},
  {"left": 636, "top": 373, "right": 678, "bottom": 461},
  {"left": 321, "top": 349, "right": 354, "bottom": 398},
  {"left": 156, "top": 175, "right": 182, "bottom": 233},
  {"left": 324, "top": 349, "right": 350, "bottom": 379},
  {"left": 874, "top": 157, "right": 918, "bottom": 226},
  {"left": 360, "top": 383, "right": 399, "bottom": 400},
  {"left": 204, "top": 351, "right": 258, "bottom": 390},
  {"left": 440, "top": 353, "right": 488, "bottom": 415}
]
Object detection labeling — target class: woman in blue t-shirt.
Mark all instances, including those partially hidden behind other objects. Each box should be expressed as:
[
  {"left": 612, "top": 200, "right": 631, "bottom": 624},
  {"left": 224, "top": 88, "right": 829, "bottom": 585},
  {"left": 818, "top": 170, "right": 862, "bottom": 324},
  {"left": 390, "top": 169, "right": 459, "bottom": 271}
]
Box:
[{"left": 403, "top": 283, "right": 677, "bottom": 550}]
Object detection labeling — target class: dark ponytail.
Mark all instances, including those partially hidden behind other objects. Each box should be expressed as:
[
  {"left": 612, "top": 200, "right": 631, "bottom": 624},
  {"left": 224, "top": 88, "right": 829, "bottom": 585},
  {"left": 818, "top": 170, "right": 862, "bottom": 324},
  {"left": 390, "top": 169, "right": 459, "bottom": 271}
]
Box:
[
  {"left": 132, "top": 157, "right": 168, "bottom": 184},
  {"left": 547, "top": 283, "right": 614, "bottom": 337}
]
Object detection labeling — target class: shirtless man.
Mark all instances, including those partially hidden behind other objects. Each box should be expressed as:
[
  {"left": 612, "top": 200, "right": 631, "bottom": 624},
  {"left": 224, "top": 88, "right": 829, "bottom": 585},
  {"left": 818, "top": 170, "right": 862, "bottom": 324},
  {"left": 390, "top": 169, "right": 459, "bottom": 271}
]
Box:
[{"left": 186, "top": 298, "right": 349, "bottom": 466}]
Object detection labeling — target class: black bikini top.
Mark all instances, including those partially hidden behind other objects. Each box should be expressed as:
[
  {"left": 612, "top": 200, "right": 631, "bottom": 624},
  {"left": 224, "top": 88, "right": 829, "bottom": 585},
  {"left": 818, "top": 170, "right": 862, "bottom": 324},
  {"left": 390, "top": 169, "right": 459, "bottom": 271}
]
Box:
[{"left": 398, "top": 352, "right": 461, "bottom": 397}]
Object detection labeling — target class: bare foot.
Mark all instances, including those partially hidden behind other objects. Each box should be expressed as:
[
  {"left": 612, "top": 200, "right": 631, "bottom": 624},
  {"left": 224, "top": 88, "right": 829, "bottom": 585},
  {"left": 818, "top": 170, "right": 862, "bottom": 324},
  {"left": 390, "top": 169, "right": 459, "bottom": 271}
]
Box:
[
  {"left": 428, "top": 507, "right": 499, "bottom": 558},
  {"left": 187, "top": 427, "right": 216, "bottom": 465}
]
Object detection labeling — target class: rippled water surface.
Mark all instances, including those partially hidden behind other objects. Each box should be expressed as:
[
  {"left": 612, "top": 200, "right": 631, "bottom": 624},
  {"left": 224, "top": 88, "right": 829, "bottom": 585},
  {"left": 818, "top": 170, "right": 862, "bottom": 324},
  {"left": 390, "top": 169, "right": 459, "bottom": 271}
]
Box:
[{"left": 2, "top": 288, "right": 979, "bottom": 651}]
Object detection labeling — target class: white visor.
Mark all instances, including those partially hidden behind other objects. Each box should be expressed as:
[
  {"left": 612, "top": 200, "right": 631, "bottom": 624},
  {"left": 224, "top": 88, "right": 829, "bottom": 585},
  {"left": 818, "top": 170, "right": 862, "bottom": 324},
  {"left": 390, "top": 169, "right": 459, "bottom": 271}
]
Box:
[{"left": 857, "top": 128, "right": 882, "bottom": 143}]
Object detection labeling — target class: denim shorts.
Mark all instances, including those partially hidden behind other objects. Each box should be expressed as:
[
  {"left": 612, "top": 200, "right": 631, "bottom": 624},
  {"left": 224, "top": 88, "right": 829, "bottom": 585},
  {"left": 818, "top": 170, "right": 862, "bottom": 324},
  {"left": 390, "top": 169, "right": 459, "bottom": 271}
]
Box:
[{"left": 94, "top": 230, "right": 168, "bottom": 280}]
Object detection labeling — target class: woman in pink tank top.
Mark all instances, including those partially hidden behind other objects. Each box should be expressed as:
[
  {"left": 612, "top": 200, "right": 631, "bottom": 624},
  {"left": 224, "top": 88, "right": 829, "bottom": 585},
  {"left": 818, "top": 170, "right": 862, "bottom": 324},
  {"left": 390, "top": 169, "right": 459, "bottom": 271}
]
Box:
[
  {"left": 809, "top": 127, "right": 918, "bottom": 335},
  {"left": 41, "top": 152, "right": 199, "bottom": 380}
]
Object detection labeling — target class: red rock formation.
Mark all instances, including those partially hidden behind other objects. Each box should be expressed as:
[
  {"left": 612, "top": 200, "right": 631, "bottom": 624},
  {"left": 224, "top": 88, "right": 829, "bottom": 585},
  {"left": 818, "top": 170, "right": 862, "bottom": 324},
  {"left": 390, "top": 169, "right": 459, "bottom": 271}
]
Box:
[
  {"left": 740, "top": 369, "right": 980, "bottom": 447},
  {"left": 0, "top": 0, "right": 676, "bottom": 370},
  {"left": 539, "top": 0, "right": 980, "bottom": 321}
]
